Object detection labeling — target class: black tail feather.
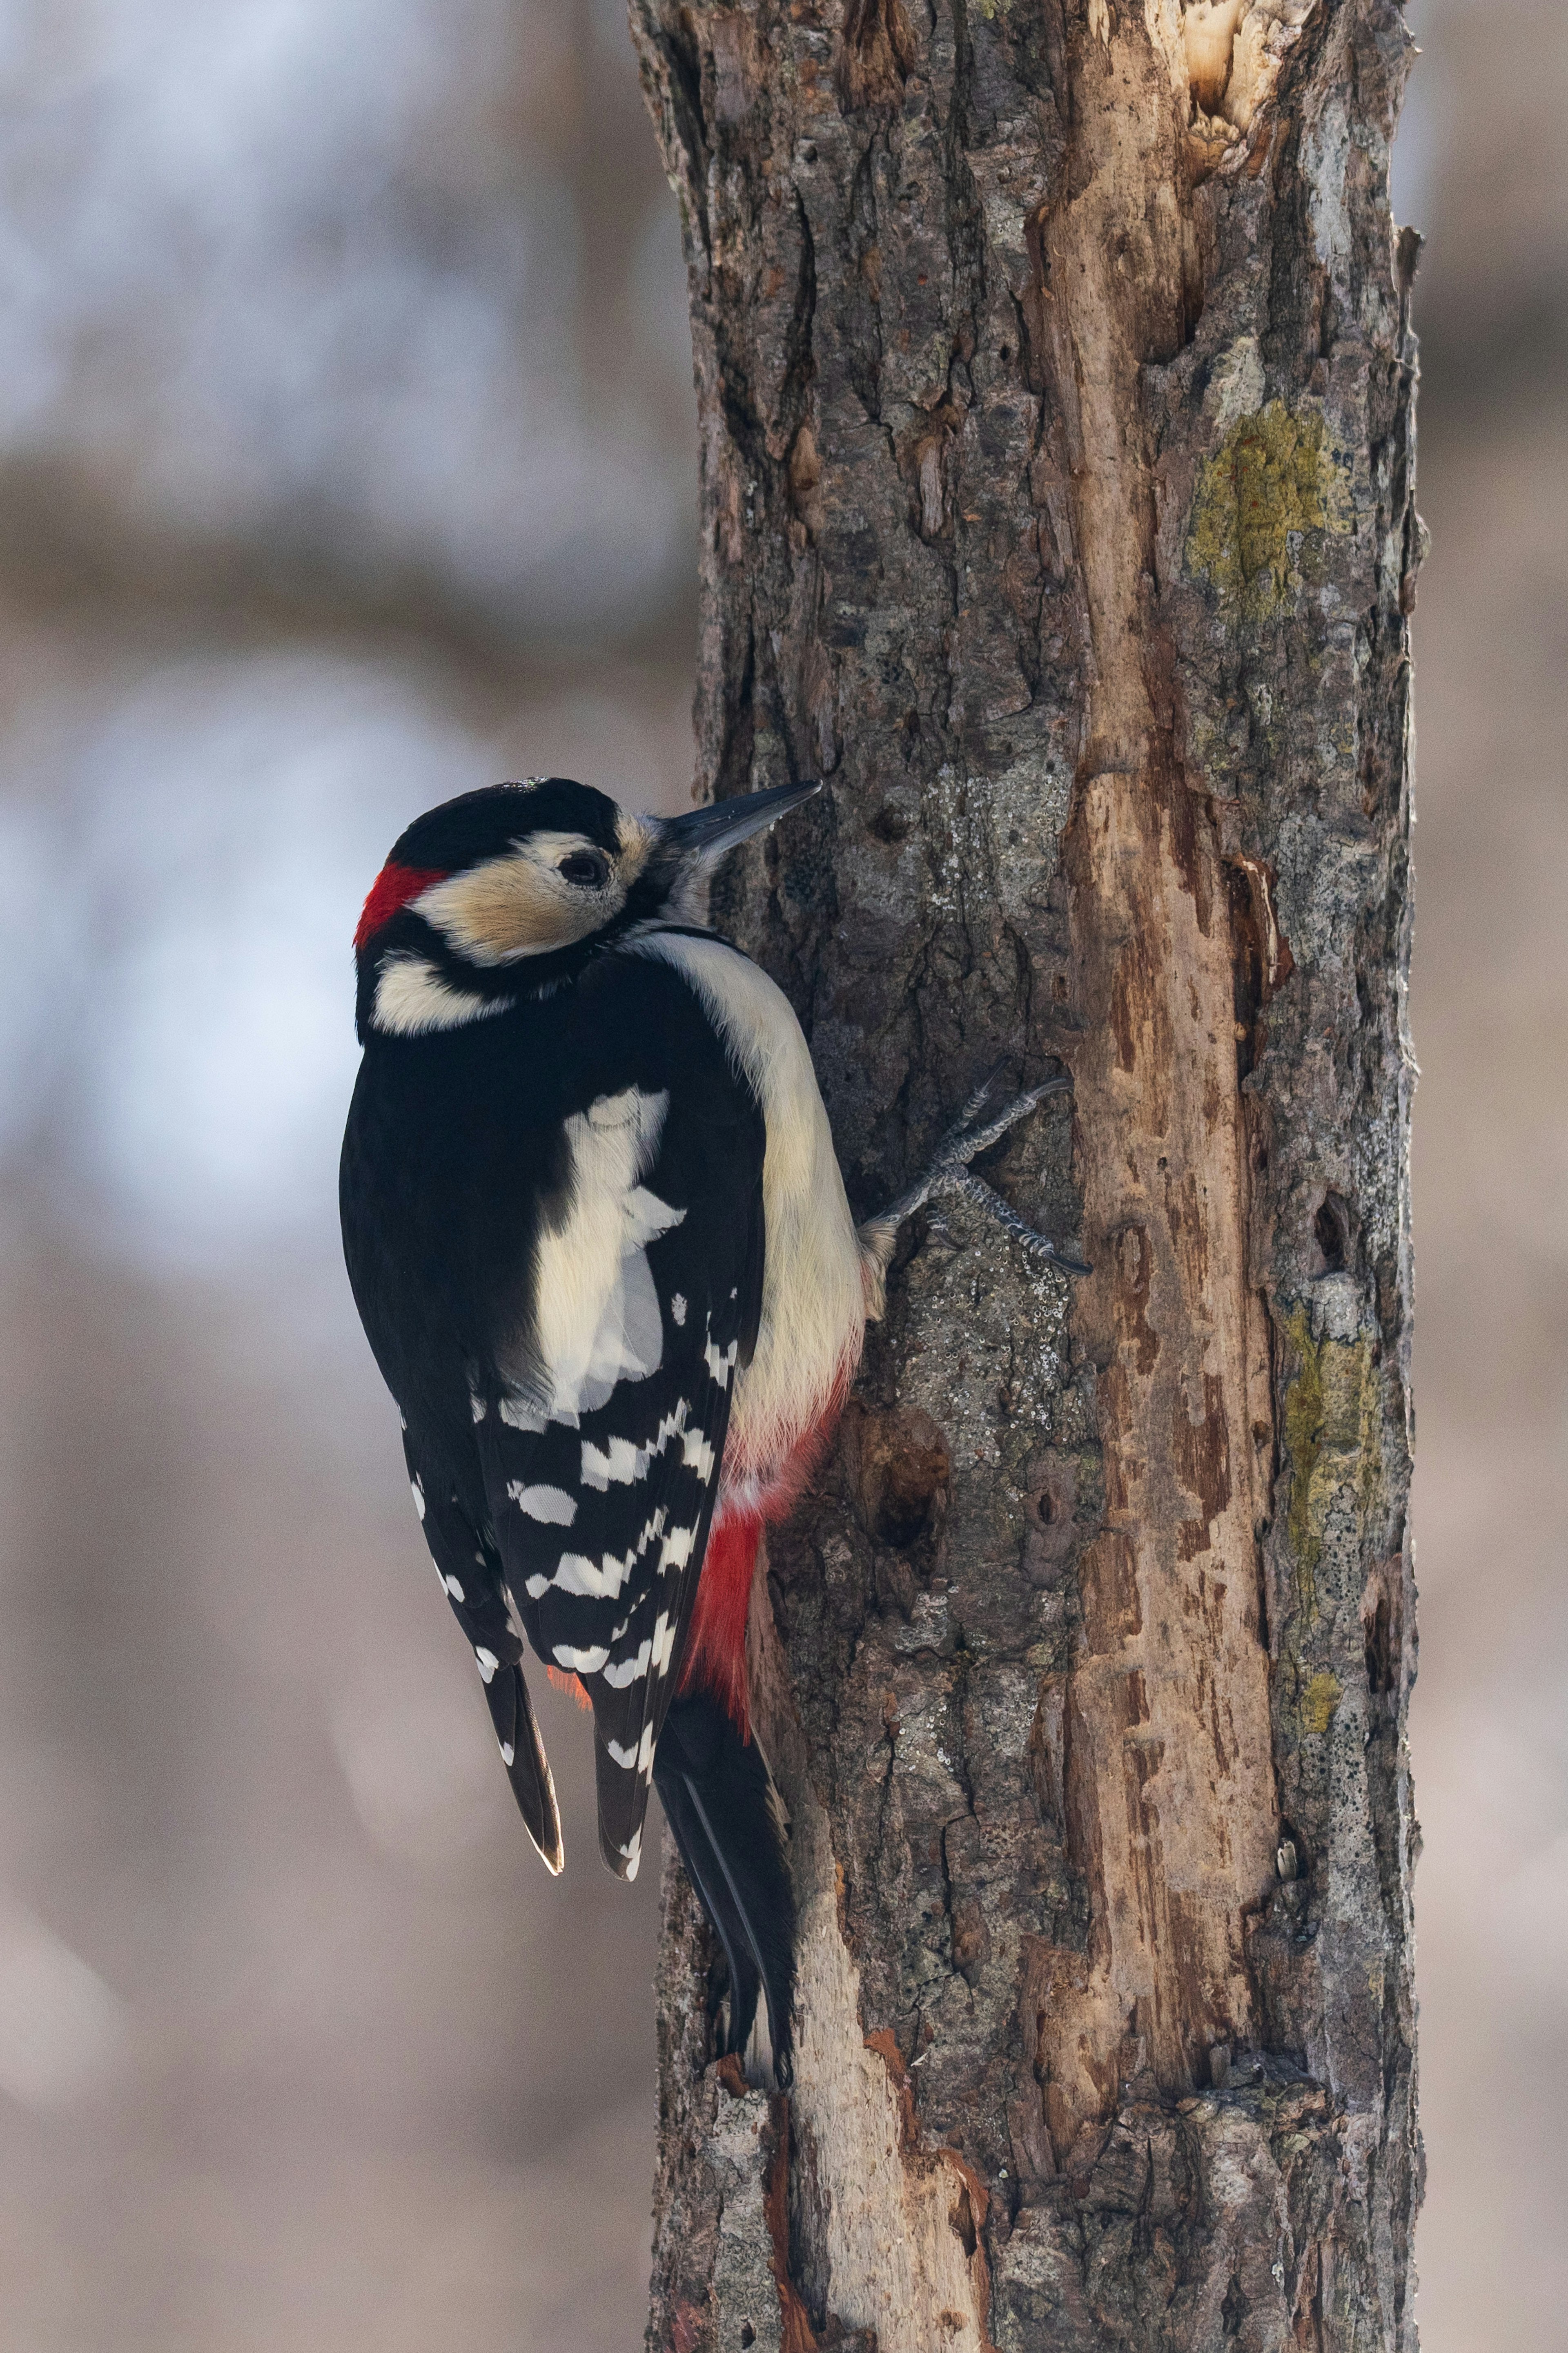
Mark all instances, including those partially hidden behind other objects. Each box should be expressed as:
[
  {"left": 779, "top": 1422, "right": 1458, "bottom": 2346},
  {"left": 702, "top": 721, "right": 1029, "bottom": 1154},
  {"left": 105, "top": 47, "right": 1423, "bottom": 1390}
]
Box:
[
  {"left": 484, "top": 1662, "right": 564, "bottom": 1874},
  {"left": 654, "top": 1692, "right": 796, "bottom": 2088}
]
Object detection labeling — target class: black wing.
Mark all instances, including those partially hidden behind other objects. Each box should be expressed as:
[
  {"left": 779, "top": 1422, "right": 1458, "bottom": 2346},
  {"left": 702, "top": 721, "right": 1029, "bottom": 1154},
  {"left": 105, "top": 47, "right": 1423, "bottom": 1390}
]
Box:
[
  {"left": 471, "top": 978, "right": 765, "bottom": 1880},
  {"left": 403, "top": 1444, "right": 564, "bottom": 1871}
]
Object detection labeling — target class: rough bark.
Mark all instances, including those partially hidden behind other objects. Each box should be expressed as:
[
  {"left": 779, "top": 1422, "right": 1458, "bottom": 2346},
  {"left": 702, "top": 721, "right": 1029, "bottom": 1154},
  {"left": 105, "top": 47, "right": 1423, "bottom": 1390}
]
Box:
[{"left": 629, "top": 2, "right": 1420, "bottom": 2346}]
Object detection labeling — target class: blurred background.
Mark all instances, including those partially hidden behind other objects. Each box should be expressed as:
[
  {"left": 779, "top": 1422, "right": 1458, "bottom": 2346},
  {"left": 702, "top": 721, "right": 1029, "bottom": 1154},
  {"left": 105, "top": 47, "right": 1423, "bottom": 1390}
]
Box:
[{"left": 0, "top": 1, "right": 1559, "bottom": 2346}]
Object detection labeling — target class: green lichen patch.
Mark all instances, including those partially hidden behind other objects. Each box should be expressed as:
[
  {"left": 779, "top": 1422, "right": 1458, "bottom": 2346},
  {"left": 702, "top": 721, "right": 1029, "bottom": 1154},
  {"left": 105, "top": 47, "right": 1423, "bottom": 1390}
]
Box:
[
  {"left": 1298, "top": 1667, "right": 1342, "bottom": 1737},
  {"left": 1185, "top": 402, "right": 1352, "bottom": 618},
  {"left": 1279, "top": 1306, "right": 1382, "bottom": 1631}
]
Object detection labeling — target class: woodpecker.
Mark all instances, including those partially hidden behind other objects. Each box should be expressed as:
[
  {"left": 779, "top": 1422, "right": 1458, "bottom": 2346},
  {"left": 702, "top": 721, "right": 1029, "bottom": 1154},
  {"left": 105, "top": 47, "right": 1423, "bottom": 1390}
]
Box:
[{"left": 340, "top": 775, "right": 1083, "bottom": 2085}]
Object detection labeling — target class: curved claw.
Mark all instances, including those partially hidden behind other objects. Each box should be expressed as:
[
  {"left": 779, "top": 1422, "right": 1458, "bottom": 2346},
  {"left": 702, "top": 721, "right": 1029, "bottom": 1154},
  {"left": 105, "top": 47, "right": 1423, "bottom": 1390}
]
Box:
[
  {"left": 949, "top": 1171, "right": 1092, "bottom": 1276},
  {"left": 858, "top": 1060, "right": 1087, "bottom": 1276}
]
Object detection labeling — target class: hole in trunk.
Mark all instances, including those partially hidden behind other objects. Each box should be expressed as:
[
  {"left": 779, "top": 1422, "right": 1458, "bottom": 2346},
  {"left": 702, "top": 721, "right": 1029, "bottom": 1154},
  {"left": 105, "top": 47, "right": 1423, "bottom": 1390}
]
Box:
[
  {"left": 842, "top": 1403, "right": 950, "bottom": 1548},
  {"left": 1310, "top": 1191, "right": 1351, "bottom": 1274}
]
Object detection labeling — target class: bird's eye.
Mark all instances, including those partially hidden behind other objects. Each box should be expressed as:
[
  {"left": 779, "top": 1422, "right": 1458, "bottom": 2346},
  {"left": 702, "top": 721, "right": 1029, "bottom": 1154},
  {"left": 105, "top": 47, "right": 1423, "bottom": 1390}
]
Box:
[{"left": 558, "top": 851, "right": 608, "bottom": 889}]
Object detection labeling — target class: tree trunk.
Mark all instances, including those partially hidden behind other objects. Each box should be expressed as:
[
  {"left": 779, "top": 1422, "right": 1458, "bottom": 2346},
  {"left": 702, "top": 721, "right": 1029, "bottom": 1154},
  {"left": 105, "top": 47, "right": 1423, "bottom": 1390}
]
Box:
[{"left": 628, "top": 2, "right": 1421, "bottom": 2346}]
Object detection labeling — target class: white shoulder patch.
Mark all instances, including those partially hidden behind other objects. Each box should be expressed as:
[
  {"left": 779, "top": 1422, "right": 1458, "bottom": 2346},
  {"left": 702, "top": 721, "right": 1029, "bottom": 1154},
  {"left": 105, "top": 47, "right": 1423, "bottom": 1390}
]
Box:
[{"left": 520, "top": 1087, "right": 687, "bottom": 1425}]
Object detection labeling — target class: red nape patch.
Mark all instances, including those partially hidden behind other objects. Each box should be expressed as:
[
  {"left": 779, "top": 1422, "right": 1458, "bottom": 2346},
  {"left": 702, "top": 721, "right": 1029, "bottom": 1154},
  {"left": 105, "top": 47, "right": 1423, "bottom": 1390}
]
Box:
[
  {"left": 546, "top": 1666, "right": 594, "bottom": 1713},
  {"left": 354, "top": 861, "right": 445, "bottom": 952},
  {"left": 679, "top": 1511, "right": 763, "bottom": 1740}
]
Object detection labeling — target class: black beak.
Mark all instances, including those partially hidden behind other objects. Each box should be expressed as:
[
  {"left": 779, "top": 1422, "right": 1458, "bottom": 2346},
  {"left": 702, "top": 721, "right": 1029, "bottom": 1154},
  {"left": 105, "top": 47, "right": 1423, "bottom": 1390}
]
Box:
[{"left": 658, "top": 780, "right": 821, "bottom": 867}]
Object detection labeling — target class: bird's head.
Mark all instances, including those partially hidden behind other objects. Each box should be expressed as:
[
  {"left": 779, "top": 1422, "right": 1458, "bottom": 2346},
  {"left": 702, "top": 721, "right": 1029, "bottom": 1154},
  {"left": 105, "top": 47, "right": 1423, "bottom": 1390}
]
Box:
[{"left": 353, "top": 775, "right": 820, "bottom": 1041}]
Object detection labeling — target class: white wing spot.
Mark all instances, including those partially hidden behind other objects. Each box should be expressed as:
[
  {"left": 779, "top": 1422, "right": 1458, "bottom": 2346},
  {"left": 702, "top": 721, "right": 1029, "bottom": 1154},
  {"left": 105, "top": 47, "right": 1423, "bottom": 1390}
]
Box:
[
  {"left": 470, "top": 1394, "right": 487, "bottom": 1422},
  {"left": 619, "top": 1829, "right": 642, "bottom": 1879},
  {"left": 508, "top": 1481, "right": 578, "bottom": 1526},
  {"left": 581, "top": 1401, "right": 689, "bottom": 1492},
  {"left": 499, "top": 1740, "right": 515, "bottom": 1766},
  {"left": 443, "top": 1574, "right": 466, "bottom": 1603},
  {"left": 474, "top": 1647, "right": 499, "bottom": 1683},
  {"left": 601, "top": 1638, "right": 652, "bottom": 1689},
  {"left": 410, "top": 1477, "right": 426, "bottom": 1520},
  {"left": 607, "top": 1722, "right": 658, "bottom": 1776},
  {"left": 659, "top": 1526, "right": 696, "bottom": 1576},
  {"left": 553, "top": 1642, "right": 611, "bottom": 1673},
  {"left": 549, "top": 1547, "right": 637, "bottom": 1601},
  {"left": 581, "top": 1435, "right": 643, "bottom": 1488},
  {"left": 682, "top": 1426, "right": 716, "bottom": 1483},
  {"left": 652, "top": 1612, "right": 676, "bottom": 1677},
  {"left": 671, "top": 1293, "right": 687, "bottom": 1326}
]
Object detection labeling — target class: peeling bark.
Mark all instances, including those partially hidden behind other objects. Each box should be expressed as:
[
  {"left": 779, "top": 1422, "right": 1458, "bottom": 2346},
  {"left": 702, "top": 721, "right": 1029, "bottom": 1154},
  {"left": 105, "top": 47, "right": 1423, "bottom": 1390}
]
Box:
[{"left": 630, "top": 1, "right": 1420, "bottom": 2345}]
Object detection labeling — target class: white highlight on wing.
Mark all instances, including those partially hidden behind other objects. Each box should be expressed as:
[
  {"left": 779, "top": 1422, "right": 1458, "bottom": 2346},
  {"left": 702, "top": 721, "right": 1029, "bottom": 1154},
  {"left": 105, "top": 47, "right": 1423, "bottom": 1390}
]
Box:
[
  {"left": 522, "top": 1087, "right": 687, "bottom": 1425},
  {"left": 601, "top": 1637, "right": 652, "bottom": 1688},
  {"left": 474, "top": 1647, "right": 499, "bottom": 1682},
  {"left": 619, "top": 1829, "right": 642, "bottom": 1879},
  {"left": 508, "top": 1481, "right": 577, "bottom": 1526},
  {"left": 703, "top": 1329, "right": 739, "bottom": 1390},
  {"left": 410, "top": 1476, "right": 425, "bottom": 1520},
  {"left": 373, "top": 952, "right": 505, "bottom": 1036},
  {"left": 624, "top": 930, "right": 866, "bottom": 1480}
]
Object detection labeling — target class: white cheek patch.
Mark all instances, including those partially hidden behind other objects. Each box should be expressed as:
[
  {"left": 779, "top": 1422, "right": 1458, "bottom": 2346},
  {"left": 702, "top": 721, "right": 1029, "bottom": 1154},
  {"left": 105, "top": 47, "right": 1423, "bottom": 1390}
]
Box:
[
  {"left": 413, "top": 839, "right": 626, "bottom": 965},
  {"left": 374, "top": 953, "right": 504, "bottom": 1036},
  {"left": 524, "top": 1088, "right": 687, "bottom": 1424}
]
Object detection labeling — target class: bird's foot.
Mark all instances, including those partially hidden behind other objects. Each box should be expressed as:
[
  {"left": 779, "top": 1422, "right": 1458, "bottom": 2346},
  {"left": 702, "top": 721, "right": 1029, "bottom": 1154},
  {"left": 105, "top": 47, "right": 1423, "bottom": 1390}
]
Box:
[{"left": 858, "top": 1060, "right": 1091, "bottom": 1278}]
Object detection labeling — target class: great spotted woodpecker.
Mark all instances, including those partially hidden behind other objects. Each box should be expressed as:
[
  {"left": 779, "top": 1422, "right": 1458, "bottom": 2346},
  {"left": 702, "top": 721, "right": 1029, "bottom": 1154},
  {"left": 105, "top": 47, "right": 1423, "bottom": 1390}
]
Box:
[{"left": 341, "top": 776, "right": 1082, "bottom": 2083}]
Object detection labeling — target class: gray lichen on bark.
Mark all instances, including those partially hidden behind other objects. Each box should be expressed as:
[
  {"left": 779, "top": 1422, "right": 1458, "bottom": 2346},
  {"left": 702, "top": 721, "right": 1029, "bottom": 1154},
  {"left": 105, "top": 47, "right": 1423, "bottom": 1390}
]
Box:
[{"left": 629, "top": 1, "right": 1421, "bottom": 2346}]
